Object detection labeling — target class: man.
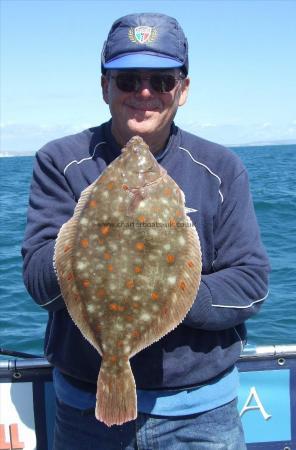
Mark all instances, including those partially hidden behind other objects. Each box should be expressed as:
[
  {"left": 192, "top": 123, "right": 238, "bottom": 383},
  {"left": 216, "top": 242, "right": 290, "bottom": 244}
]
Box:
[{"left": 22, "top": 13, "right": 270, "bottom": 449}]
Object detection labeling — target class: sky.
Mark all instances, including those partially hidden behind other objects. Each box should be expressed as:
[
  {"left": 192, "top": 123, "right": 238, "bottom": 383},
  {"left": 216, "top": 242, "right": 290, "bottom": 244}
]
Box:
[{"left": 1, "top": 0, "right": 296, "bottom": 155}]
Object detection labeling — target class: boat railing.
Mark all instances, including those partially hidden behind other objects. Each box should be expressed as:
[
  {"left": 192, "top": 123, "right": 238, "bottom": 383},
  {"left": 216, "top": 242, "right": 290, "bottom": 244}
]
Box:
[
  {"left": 239, "top": 343, "right": 296, "bottom": 359},
  {"left": 1, "top": 343, "right": 296, "bottom": 376}
]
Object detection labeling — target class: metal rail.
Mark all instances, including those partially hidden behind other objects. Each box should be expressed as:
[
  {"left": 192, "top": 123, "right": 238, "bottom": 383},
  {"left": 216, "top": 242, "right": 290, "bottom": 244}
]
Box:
[
  {"left": 0, "top": 358, "right": 52, "bottom": 371},
  {"left": 239, "top": 344, "right": 296, "bottom": 359},
  {"left": 1, "top": 344, "right": 296, "bottom": 373}
]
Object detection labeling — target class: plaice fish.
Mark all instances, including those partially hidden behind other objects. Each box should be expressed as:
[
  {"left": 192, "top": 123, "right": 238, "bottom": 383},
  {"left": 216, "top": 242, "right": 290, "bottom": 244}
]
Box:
[{"left": 54, "top": 136, "right": 202, "bottom": 427}]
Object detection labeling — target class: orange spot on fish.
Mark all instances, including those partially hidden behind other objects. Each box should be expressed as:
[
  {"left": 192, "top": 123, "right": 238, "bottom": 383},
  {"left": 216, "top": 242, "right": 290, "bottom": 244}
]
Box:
[
  {"left": 126, "top": 279, "right": 135, "bottom": 289},
  {"left": 187, "top": 260, "right": 194, "bottom": 268},
  {"left": 179, "top": 281, "right": 186, "bottom": 291},
  {"left": 103, "top": 252, "right": 111, "bottom": 260},
  {"left": 109, "top": 303, "right": 124, "bottom": 312},
  {"left": 175, "top": 210, "right": 182, "bottom": 218},
  {"left": 135, "top": 242, "right": 145, "bottom": 251},
  {"left": 82, "top": 279, "right": 90, "bottom": 288},
  {"left": 89, "top": 199, "right": 97, "bottom": 208},
  {"left": 122, "top": 184, "right": 129, "bottom": 190},
  {"left": 80, "top": 239, "right": 89, "bottom": 248},
  {"left": 134, "top": 266, "right": 142, "bottom": 273},
  {"left": 117, "top": 340, "right": 124, "bottom": 347},
  {"left": 163, "top": 187, "right": 172, "bottom": 196},
  {"left": 96, "top": 288, "right": 106, "bottom": 298},
  {"left": 166, "top": 254, "right": 175, "bottom": 264},
  {"left": 137, "top": 215, "right": 145, "bottom": 223},
  {"left": 107, "top": 182, "right": 115, "bottom": 190},
  {"left": 67, "top": 272, "right": 74, "bottom": 281},
  {"left": 107, "top": 264, "right": 113, "bottom": 272},
  {"left": 64, "top": 245, "right": 71, "bottom": 253},
  {"left": 126, "top": 315, "right": 133, "bottom": 322},
  {"left": 109, "top": 303, "right": 119, "bottom": 311},
  {"left": 169, "top": 218, "right": 177, "bottom": 227},
  {"left": 100, "top": 225, "right": 110, "bottom": 236},
  {"left": 109, "top": 355, "right": 117, "bottom": 363},
  {"left": 151, "top": 292, "right": 159, "bottom": 301},
  {"left": 132, "top": 303, "right": 139, "bottom": 309}
]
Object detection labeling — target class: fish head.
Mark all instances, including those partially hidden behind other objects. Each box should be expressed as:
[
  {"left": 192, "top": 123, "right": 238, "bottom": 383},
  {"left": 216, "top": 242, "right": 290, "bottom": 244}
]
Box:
[{"left": 119, "top": 136, "right": 163, "bottom": 189}]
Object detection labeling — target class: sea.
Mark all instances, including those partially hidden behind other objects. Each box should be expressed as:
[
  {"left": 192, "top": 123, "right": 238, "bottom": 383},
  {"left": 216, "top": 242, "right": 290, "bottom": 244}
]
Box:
[{"left": 0, "top": 144, "right": 295, "bottom": 359}]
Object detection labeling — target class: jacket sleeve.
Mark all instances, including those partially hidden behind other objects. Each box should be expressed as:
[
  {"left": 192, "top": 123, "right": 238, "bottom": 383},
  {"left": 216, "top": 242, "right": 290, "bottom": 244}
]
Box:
[
  {"left": 22, "top": 148, "right": 76, "bottom": 312},
  {"left": 183, "top": 169, "right": 270, "bottom": 331}
]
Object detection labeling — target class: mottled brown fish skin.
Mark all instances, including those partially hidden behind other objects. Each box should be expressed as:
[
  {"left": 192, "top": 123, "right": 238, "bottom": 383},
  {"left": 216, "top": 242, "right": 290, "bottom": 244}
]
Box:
[{"left": 54, "top": 136, "right": 202, "bottom": 426}]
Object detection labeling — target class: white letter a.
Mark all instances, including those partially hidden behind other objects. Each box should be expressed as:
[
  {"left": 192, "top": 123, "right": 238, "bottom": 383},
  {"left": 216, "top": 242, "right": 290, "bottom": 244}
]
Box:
[{"left": 240, "top": 386, "right": 272, "bottom": 420}]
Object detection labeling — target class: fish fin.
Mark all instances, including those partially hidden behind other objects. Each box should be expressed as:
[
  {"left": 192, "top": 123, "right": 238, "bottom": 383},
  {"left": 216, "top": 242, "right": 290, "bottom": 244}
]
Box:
[
  {"left": 154, "top": 223, "right": 202, "bottom": 338},
  {"left": 54, "top": 217, "right": 77, "bottom": 279},
  {"left": 96, "top": 358, "right": 137, "bottom": 426},
  {"left": 54, "top": 180, "right": 95, "bottom": 272},
  {"left": 72, "top": 181, "right": 96, "bottom": 220},
  {"left": 54, "top": 181, "right": 98, "bottom": 344}
]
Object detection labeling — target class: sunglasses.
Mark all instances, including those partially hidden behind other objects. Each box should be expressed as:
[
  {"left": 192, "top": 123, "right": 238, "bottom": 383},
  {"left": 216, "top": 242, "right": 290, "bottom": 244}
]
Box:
[{"left": 110, "top": 72, "right": 185, "bottom": 93}]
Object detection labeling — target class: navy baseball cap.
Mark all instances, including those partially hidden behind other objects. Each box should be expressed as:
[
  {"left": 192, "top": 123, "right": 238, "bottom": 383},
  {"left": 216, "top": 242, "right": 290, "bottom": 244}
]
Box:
[{"left": 101, "top": 13, "right": 189, "bottom": 75}]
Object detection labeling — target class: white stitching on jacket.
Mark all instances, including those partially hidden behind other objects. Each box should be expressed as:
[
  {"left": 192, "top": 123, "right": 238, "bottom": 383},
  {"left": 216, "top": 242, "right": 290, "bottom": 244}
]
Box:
[
  {"left": 42, "top": 293, "right": 62, "bottom": 307},
  {"left": 212, "top": 291, "right": 269, "bottom": 309},
  {"left": 179, "top": 146, "right": 224, "bottom": 203},
  {"left": 63, "top": 141, "right": 106, "bottom": 175}
]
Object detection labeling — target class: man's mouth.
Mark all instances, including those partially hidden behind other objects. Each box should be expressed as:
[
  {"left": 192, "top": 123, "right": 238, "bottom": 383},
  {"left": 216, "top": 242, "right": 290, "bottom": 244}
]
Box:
[{"left": 125, "top": 100, "right": 161, "bottom": 111}]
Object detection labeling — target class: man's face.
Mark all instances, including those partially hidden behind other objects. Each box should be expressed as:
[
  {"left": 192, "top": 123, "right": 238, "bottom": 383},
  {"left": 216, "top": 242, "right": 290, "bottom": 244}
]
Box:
[{"left": 101, "top": 69, "right": 189, "bottom": 153}]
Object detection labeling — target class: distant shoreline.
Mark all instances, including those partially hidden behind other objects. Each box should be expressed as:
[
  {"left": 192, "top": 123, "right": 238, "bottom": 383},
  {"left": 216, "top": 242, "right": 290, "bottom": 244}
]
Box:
[{"left": 229, "top": 141, "right": 296, "bottom": 148}]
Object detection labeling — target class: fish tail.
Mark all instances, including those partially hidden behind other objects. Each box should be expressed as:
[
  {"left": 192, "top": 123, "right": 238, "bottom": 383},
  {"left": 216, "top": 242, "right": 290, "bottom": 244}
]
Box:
[{"left": 95, "top": 358, "right": 137, "bottom": 427}]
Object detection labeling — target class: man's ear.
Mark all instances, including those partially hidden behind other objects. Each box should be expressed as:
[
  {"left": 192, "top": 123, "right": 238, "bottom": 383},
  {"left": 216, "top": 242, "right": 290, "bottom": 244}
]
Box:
[
  {"left": 178, "top": 77, "right": 190, "bottom": 107},
  {"left": 101, "top": 75, "right": 109, "bottom": 104}
]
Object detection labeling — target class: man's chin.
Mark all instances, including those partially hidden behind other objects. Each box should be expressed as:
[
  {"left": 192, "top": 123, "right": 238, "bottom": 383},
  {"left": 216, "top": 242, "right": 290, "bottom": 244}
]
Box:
[
  {"left": 126, "top": 120, "right": 155, "bottom": 138},
  {"left": 127, "top": 110, "right": 154, "bottom": 123}
]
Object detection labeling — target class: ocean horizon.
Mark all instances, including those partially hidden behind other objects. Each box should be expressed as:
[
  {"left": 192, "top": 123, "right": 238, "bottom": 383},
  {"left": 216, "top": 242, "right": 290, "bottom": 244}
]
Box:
[{"left": 2, "top": 139, "right": 296, "bottom": 158}]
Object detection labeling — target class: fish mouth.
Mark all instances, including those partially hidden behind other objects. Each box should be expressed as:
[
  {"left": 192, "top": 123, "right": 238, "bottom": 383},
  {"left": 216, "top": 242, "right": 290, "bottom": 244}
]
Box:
[
  {"left": 122, "top": 168, "right": 166, "bottom": 189},
  {"left": 121, "top": 168, "right": 154, "bottom": 179},
  {"left": 138, "top": 167, "right": 154, "bottom": 174}
]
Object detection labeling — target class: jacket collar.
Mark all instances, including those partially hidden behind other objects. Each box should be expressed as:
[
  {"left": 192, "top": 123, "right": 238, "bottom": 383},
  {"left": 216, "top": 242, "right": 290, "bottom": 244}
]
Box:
[{"left": 89, "top": 119, "right": 181, "bottom": 165}]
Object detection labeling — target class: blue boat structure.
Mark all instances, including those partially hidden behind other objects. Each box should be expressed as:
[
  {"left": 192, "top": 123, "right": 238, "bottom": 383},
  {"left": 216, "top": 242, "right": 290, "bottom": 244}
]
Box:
[{"left": 0, "top": 344, "right": 295, "bottom": 450}]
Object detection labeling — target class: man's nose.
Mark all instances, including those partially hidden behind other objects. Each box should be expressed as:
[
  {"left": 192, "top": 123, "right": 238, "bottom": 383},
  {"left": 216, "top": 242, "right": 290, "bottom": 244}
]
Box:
[{"left": 135, "top": 78, "right": 154, "bottom": 95}]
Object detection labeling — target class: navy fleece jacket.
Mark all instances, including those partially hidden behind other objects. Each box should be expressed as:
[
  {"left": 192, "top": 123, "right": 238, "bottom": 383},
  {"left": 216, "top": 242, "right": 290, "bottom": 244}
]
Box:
[{"left": 22, "top": 121, "right": 270, "bottom": 389}]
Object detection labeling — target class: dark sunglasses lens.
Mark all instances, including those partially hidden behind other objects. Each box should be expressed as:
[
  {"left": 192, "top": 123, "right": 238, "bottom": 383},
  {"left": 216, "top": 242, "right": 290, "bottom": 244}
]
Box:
[
  {"left": 151, "top": 75, "right": 177, "bottom": 93},
  {"left": 115, "top": 74, "right": 178, "bottom": 93},
  {"left": 115, "top": 74, "right": 138, "bottom": 92}
]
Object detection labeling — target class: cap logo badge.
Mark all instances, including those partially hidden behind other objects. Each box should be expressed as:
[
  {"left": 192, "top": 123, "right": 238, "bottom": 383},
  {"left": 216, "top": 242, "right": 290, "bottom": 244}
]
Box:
[{"left": 128, "top": 26, "right": 157, "bottom": 44}]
